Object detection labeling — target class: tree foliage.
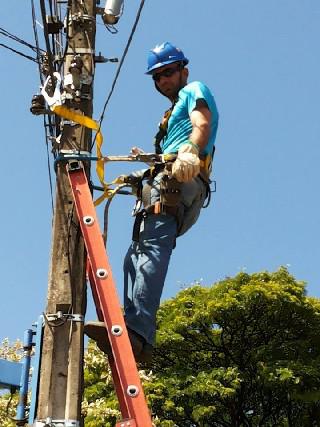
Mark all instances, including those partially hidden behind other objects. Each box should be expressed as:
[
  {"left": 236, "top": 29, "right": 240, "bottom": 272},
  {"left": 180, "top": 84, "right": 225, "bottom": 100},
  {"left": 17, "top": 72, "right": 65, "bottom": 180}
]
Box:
[
  {"left": 0, "top": 339, "right": 23, "bottom": 427},
  {"left": 83, "top": 268, "right": 320, "bottom": 426},
  {"left": 2, "top": 268, "right": 320, "bottom": 426},
  {"left": 145, "top": 267, "right": 320, "bottom": 426}
]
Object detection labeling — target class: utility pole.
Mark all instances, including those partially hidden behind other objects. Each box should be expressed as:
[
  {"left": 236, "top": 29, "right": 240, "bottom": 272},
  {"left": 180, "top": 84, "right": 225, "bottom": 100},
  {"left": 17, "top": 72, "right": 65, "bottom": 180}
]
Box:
[{"left": 36, "top": 1, "right": 96, "bottom": 425}]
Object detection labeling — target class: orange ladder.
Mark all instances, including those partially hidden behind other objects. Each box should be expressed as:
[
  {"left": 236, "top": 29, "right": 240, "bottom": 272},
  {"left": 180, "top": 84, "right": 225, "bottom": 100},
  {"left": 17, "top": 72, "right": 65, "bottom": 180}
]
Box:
[{"left": 67, "top": 160, "right": 153, "bottom": 427}]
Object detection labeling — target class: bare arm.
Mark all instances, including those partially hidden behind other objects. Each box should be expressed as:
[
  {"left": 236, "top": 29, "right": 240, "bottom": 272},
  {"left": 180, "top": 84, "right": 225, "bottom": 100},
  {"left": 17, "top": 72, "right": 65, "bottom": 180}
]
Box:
[{"left": 189, "top": 99, "right": 212, "bottom": 151}]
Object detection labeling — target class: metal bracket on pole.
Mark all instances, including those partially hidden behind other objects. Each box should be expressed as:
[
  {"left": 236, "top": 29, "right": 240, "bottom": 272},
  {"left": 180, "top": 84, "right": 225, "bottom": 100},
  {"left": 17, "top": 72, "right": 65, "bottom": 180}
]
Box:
[
  {"left": 54, "top": 152, "right": 92, "bottom": 172},
  {"left": 34, "top": 419, "right": 80, "bottom": 427},
  {"left": 29, "top": 316, "right": 45, "bottom": 425},
  {"left": 59, "top": 149, "right": 91, "bottom": 158},
  {"left": 67, "top": 47, "right": 95, "bottom": 54},
  {"left": 45, "top": 313, "right": 84, "bottom": 323}
]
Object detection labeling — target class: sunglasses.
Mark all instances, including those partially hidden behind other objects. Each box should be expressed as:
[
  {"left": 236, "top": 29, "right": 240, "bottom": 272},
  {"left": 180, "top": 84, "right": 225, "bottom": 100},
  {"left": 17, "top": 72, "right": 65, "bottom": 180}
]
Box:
[{"left": 152, "top": 64, "right": 182, "bottom": 82}]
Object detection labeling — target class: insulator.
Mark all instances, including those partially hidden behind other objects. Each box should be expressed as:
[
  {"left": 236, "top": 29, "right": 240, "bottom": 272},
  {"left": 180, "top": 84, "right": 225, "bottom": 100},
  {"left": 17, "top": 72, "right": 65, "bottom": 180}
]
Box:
[
  {"left": 30, "top": 94, "right": 46, "bottom": 115},
  {"left": 69, "top": 55, "right": 83, "bottom": 75},
  {"left": 103, "top": 0, "right": 124, "bottom": 25}
]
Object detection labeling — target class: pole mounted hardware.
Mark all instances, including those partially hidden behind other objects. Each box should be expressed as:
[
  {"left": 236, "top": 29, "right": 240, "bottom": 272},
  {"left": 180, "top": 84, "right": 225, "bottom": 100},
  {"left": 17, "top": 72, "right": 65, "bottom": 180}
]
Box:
[
  {"left": 0, "top": 318, "right": 44, "bottom": 426},
  {"left": 34, "top": 420, "right": 79, "bottom": 427},
  {"left": 97, "top": 0, "right": 125, "bottom": 25},
  {"left": 94, "top": 53, "right": 119, "bottom": 63},
  {"left": 30, "top": 94, "right": 47, "bottom": 115},
  {"left": 46, "top": 16, "right": 64, "bottom": 34},
  {"left": 45, "top": 313, "right": 84, "bottom": 323}
]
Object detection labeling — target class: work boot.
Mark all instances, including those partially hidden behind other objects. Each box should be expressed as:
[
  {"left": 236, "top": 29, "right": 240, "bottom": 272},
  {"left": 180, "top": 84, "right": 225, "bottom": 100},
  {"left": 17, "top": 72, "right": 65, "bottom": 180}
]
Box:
[
  {"left": 126, "top": 328, "right": 144, "bottom": 359},
  {"left": 84, "top": 321, "right": 112, "bottom": 355},
  {"left": 139, "top": 343, "right": 154, "bottom": 363},
  {"left": 84, "top": 321, "right": 144, "bottom": 360}
]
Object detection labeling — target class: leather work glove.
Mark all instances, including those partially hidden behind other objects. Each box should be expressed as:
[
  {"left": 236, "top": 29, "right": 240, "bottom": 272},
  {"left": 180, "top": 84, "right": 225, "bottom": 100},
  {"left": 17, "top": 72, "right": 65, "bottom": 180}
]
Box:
[{"left": 172, "top": 142, "right": 200, "bottom": 182}]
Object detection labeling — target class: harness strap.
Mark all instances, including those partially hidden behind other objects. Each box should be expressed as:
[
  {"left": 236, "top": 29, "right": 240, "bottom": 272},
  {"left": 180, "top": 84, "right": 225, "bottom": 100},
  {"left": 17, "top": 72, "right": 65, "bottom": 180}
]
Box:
[
  {"left": 145, "top": 203, "right": 179, "bottom": 218},
  {"left": 153, "top": 106, "right": 174, "bottom": 154},
  {"left": 132, "top": 204, "right": 180, "bottom": 248}
]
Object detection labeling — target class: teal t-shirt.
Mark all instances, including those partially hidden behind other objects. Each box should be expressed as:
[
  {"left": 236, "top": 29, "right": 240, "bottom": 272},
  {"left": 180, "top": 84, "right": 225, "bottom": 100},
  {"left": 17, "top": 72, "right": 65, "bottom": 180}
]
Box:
[{"left": 162, "top": 81, "right": 219, "bottom": 156}]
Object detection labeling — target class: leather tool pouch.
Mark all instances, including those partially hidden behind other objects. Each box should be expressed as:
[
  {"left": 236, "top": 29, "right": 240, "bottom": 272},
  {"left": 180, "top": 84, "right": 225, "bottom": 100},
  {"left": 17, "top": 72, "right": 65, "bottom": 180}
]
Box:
[{"left": 160, "top": 175, "right": 182, "bottom": 207}]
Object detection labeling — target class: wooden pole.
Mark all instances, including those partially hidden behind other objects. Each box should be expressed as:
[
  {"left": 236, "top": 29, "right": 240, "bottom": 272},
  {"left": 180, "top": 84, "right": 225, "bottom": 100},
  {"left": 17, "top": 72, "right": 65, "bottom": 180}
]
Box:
[{"left": 36, "top": 0, "right": 96, "bottom": 424}]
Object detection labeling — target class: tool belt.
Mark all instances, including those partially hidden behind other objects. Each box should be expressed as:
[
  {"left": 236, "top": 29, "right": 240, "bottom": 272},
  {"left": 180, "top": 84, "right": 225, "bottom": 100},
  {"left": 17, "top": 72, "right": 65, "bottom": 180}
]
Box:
[
  {"left": 132, "top": 169, "right": 183, "bottom": 242},
  {"left": 132, "top": 203, "right": 182, "bottom": 243},
  {"left": 131, "top": 148, "right": 215, "bottom": 242}
]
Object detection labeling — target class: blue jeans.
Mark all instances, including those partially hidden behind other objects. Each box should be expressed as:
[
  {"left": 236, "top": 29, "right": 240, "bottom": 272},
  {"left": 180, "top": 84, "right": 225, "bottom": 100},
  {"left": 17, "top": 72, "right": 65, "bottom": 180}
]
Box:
[{"left": 124, "top": 175, "right": 206, "bottom": 345}]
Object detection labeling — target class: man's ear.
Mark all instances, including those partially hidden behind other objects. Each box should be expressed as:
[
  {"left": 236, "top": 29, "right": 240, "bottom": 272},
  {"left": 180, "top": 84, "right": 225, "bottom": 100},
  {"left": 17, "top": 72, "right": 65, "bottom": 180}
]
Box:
[{"left": 183, "top": 67, "right": 189, "bottom": 80}]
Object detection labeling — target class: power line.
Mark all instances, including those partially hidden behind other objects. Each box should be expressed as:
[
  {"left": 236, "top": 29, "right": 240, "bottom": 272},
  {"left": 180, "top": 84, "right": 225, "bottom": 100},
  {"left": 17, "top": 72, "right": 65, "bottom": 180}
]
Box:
[
  {"left": 90, "top": 0, "right": 146, "bottom": 150},
  {"left": 0, "top": 26, "right": 43, "bottom": 53},
  {"left": 31, "top": 0, "right": 45, "bottom": 84},
  {"left": 39, "top": 0, "right": 56, "bottom": 81},
  {"left": 57, "top": 2, "right": 70, "bottom": 72},
  {"left": 0, "top": 42, "right": 39, "bottom": 63}
]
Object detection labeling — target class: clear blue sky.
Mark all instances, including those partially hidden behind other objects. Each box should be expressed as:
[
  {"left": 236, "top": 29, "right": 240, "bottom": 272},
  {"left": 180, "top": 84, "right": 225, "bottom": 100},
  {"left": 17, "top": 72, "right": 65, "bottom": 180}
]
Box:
[{"left": 1, "top": 0, "right": 319, "bottom": 343}]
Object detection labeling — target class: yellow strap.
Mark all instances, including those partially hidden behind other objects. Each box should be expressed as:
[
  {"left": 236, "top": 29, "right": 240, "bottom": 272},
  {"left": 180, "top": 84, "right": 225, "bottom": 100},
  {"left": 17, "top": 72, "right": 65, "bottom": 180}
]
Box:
[
  {"left": 53, "top": 105, "right": 112, "bottom": 206},
  {"left": 199, "top": 153, "right": 212, "bottom": 171}
]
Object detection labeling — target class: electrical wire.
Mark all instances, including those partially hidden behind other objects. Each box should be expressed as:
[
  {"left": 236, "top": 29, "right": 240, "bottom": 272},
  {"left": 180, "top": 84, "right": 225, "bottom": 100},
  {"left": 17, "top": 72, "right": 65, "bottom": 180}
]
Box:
[
  {"left": 39, "top": 0, "right": 56, "bottom": 81},
  {"left": 48, "top": 0, "right": 54, "bottom": 16},
  {"left": 43, "top": 117, "right": 55, "bottom": 214},
  {"left": 0, "top": 26, "right": 43, "bottom": 54},
  {"left": 0, "top": 42, "right": 39, "bottom": 63},
  {"left": 31, "top": 0, "right": 45, "bottom": 85},
  {"left": 57, "top": 2, "right": 70, "bottom": 72},
  {"left": 90, "top": 0, "right": 146, "bottom": 151},
  {"left": 103, "top": 23, "right": 118, "bottom": 34}
]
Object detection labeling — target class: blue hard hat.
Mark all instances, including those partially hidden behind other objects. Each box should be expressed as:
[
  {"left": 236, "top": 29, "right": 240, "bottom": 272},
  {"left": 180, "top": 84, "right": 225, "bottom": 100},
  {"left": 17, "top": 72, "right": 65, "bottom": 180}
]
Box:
[{"left": 145, "top": 42, "right": 189, "bottom": 74}]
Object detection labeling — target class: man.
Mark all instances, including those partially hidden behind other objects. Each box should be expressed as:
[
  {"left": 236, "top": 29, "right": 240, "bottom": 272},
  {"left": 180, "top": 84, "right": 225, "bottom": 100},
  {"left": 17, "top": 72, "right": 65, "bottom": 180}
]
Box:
[{"left": 85, "top": 42, "right": 219, "bottom": 362}]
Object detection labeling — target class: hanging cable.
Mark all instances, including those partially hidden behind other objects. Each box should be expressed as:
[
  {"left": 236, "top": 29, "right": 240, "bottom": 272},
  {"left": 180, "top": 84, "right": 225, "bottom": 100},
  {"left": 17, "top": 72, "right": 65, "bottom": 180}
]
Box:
[
  {"left": 43, "top": 117, "right": 55, "bottom": 214},
  {"left": 48, "top": 0, "right": 54, "bottom": 16},
  {"left": 0, "top": 26, "right": 43, "bottom": 54},
  {"left": 57, "top": 1, "right": 70, "bottom": 72},
  {"left": 90, "top": 0, "right": 146, "bottom": 151},
  {"left": 39, "top": 0, "right": 56, "bottom": 81},
  {"left": 31, "top": 0, "right": 45, "bottom": 84},
  {"left": 0, "top": 42, "right": 39, "bottom": 63}
]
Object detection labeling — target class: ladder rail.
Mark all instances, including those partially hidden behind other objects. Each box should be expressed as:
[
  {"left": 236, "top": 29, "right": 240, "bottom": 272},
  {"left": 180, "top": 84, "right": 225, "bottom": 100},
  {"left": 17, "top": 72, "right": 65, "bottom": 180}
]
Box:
[
  {"left": 67, "top": 161, "right": 152, "bottom": 427},
  {"left": 87, "top": 265, "right": 130, "bottom": 419}
]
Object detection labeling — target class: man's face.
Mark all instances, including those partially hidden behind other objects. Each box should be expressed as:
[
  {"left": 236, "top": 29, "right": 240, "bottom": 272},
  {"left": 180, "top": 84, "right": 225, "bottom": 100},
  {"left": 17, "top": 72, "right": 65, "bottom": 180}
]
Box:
[{"left": 151, "top": 62, "right": 188, "bottom": 99}]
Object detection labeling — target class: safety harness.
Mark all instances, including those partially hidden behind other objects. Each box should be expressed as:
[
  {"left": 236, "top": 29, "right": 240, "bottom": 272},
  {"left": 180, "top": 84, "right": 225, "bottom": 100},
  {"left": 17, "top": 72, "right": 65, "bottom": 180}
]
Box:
[
  {"left": 131, "top": 107, "right": 215, "bottom": 242},
  {"left": 153, "top": 105, "right": 174, "bottom": 154}
]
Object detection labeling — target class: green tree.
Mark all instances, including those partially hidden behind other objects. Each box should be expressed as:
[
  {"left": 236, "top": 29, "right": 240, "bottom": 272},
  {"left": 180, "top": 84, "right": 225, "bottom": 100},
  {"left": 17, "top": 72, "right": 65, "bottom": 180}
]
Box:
[
  {"left": 3, "top": 268, "right": 320, "bottom": 427},
  {"left": 144, "top": 267, "right": 320, "bottom": 426},
  {"left": 83, "top": 268, "right": 320, "bottom": 426},
  {"left": 0, "top": 339, "right": 23, "bottom": 427}
]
